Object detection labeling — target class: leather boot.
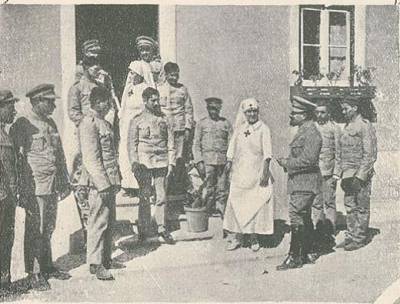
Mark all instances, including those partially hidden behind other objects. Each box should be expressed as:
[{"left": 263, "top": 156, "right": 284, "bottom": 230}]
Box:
[
  {"left": 276, "top": 226, "right": 303, "bottom": 271},
  {"left": 303, "top": 220, "right": 319, "bottom": 264}
]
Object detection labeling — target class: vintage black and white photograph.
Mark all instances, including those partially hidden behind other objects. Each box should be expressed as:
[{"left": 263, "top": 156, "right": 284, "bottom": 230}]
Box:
[{"left": 0, "top": 1, "right": 399, "bottom": 302}]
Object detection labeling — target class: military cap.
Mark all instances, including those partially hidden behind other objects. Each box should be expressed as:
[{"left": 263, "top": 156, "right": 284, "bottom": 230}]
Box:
[
  {"left": 0, "top": 90, "right": 19, "bottom": 106},
  {"left": 291, "top": 95, "right": 316, "bottom": 113},
  {"left": 26, "top": 84, "right": 60, "bottom": 99},
  {"left": 135, "top": 36, "right": 158, "bottom": 49},
  {"left": 342, "top": 95, "right": 361, "bottom": 107},
  {"left": 82, "top": 39, "right": 102, "bottom": 56},
  {"left": 205, "top": 97, "right": 223, "bottom": 107}
]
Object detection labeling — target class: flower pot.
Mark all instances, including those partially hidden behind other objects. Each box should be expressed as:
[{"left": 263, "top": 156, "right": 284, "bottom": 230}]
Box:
[{"left": 184, "top": 206, "right": 209, "bottom": 233}]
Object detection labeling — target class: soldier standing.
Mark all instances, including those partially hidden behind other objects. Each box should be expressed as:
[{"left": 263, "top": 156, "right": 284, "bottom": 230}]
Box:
[
  {"left": 337, "top": 96, "right": 377, "bottom": 251},
  {"left": 11, "top": 84, "right": 70, "bottom": 291},
  {"left": 128, "top": 87, "right": 176, "bottom": 244},
  {"left": 158, "top": 62, "right": 194, "bottom": 193},
  {"left": 193, "top": 97, "right": 232, "bottom": 216},
  {"left": 313, "top": 100, "right": 341, "bottom": 252},
  {"left": 0, "top": 90, "right": 19, "bottom": 291},
  {"left": 79, "top": 86, "right": 121, "bottom": 280},
  {"left": 276, "top": 96, "right": 322, "bottom": 270}
]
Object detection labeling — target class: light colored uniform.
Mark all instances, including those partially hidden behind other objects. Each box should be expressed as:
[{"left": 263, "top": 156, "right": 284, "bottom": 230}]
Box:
[
  {"left": 11, "top": 111, "right": 69, "bottom": 274},
  {"left": 127, "top": 109, "right": 175, "bottom": 234},
  {"left": 193, "top": 116, "right": 232, "bottom": 214},
  {"left": 79, "top": 109, "right": 121, "bottom": 266},
  {"left": 337, "top": 114, "right": 377, "bottom": 244}
]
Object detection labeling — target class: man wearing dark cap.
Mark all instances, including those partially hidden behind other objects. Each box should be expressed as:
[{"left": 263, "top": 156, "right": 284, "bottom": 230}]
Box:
[
  {"left": 276, "top": 95, "right": 322, "bottom": 270},
  {"left": 79, "top": 86, "right": 121, "bottom": 280},
  {"left": 0, "top": 90, "right": 19, "bottom": 291},
  {"left": 336, "top": 96, "right": 377, "bottom": 251},
  {"left": 312, "top": 100, "right": 341, "bottom": 253},
  {"left": 193, "top": 97, "right": 232, "bottom": 216},
  {"left": 10, "top": 84, "right": 70, "bottom": 291},
  {"left": 75, "top": 39, "right": 103, "bottom": 82}
]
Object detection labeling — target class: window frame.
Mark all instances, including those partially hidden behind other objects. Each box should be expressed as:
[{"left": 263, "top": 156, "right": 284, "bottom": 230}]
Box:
[{"left": 299, "top": 5, "right": 355, "bottom": 87}]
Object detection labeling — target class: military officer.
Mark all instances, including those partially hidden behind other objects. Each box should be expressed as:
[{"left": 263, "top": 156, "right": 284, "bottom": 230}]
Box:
[
  {"left": 276, "top": 96, "right": 322, "bottom": 271},
  {"left": 128, "top": 87, "right": 176, "bottom": 244},
  {"left": 336, "top": 96, "right": 377, "bottom": 251},
  {"left": 79, "top": 86, "right": 121, "bottom": 280},
  {"left": 10, "top": 84, "right": 71, "bottom": 291},
  {"left": 0, "top": 90, "right": 19, "bottom": 291},
  {"left": 75, "top": 39, "right": 103, "bottom": 82},
  {"left": 313, "top": 100, "right": 341, "bottom": 252},
  {"left": 193, "top": 97, "right": 232, "bottom": 216}
]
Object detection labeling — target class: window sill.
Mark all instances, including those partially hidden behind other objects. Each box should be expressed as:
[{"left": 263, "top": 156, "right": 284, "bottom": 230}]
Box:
[{"left": 290, "top": 85, "right": 376, "bottom": 100}]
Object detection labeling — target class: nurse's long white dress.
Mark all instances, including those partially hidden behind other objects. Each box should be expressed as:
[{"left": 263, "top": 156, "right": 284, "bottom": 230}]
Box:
[{"left": 223, "top": 120, "right": 274, "bottom": 235}]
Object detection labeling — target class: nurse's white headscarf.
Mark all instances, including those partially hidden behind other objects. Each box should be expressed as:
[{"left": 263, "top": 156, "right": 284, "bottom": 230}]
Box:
[{"left": 234, "top": 98, "right": 262, "bottom": 129}]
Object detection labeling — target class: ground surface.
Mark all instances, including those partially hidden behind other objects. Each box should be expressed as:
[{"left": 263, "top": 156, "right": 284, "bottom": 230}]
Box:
[{"left": 1, "top": 193, "right": 399, "bottom": 303}]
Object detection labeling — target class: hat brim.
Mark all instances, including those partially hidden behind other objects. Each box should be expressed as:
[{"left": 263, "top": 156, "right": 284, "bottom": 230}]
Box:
[
  {"left": 42, "top": 94, "right": 60, "bottom": 99},
  {"left": 1, "top": 97, "right": 20, "bottom": 103}
]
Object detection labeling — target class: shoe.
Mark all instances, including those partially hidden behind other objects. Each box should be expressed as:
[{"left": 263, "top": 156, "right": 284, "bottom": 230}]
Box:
[
  {"left": 302, "top": 253, "right": 320, "bottom": 264},
  {"left": 226, "top": 240, "right": 241, "bottom": 251},
  {"left": 95, "top": 265, "right": 114, "bottom": 281},
  {"left": 336, "top": 238, "right": 351, "bottom": 249},
  {"left": 276, "top": 225, "right": 304, "bottom": 271},
  {"left": 44, "top": 267, "right": 71, "bottom": 280},
  {"left": 276, "top": 254, "right": 303, "bottom": 271},
  {"left": 159, "top": 231, "right": 176, "bottom": 245},
  {"left": 344, "top": 241, "right": 365, "bottom": 251},
  {"left": 89, "top": 264, "right": 98, "bottom": 275},
  {"left": 104, "top": 260, "right": 126, "bottom": 270},
  {"left": 28, "top": 273, "right": 51, "bottom": 291},
  {"left": 251, "top": 242, "right": 261, "bottom": 252}
]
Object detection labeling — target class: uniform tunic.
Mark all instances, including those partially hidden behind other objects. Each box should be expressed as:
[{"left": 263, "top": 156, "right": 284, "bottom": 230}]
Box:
[
  {"left": 313, "top": 121, "right": 341, "bottom": 230},
  {"left": 0, "top": 124, "right": 17, "bottom": 284},
  {"left": 127, "top": 109, "right": 175, "bottom": 234},
  {"left": 10, "top": 111, "right": 69, "bottom": 273},
  {"left": 79, "top": 109, "right": 121, "bottom": 265},
  {"left": 223, "top": 120, "right": 274, "bottom": 234},
  {"left": 337, "top": 114, "right": 377, "bottom": 244},
  {"left": 119, "top": 60, "right": 157, "bottom": 189},
  {"left": 193, "top": 116, "right": 232, "bottom": 213}
]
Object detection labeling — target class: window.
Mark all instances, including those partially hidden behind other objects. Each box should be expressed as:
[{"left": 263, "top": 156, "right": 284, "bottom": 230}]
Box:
[{"left": 300, "top": 5, "right": 354, "bottom": 86}]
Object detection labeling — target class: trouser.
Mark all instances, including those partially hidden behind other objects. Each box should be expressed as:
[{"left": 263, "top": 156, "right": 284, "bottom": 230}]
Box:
[
  {"left": 0, "top": 195, "right": 16, "bottom": 285},
  {"left": 343, "top": 179, "right": 372, "bottom": 244},
  {"left": 312, "top": 175, "right": 337, "bottom": 235},
  {"left": 204, "top": 164, "right": 228, "bottom": 214},
  {"left": 168, "top": 131, "right": 191, "bottom": 195},
  {"left": 134, "top": 166, "right": 168, "bottom": 235},
  {"left": 24, "top": 194, "right": 58, "bottom": 274},
  {"left": 87, "top": 188, "right": 116, "bottom": 266},
  {"left": 289, "top": 191, "right": 316, "bottom": 254}
]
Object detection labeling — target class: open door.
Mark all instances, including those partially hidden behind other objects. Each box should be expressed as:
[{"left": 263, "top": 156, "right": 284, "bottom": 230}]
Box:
[{"left": 75, "top": 5, "right": 159, "bottom": 98}]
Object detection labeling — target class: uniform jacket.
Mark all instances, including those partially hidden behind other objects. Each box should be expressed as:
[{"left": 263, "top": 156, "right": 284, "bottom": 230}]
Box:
[
  {"left": 315, "top": 121, "right": 341, "bottom": 177},
  {"left": 10, "top": 111, "right": 69, "bottom": 196},
  {"left": 0, "top": 125, "right": 17, "bottom": 201},
  {"left": 193, "top": 116, "right": 233, "bottom": 165},
  {"left": 336, "top": 114, "right": 377, "bottom": 181},
  {"left": 286, "top": 120, "right": 322, "bottom": 194},
  {"left": 79, "top": 109, "right": 121, "bottom": 192},
  {"left": 127, "top": 109, "right": 176, "bottom": 169},
  {"left": 159, "top": 82, "right": 194, "bottom": 132}
]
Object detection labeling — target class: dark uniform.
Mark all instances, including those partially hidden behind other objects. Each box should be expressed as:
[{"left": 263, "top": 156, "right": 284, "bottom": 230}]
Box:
[
  {"left": 276, "top": 96, "right": 322, "bottom": 271},
  {"left": 79, "top": 108, "right": 121, "bottom": 269},
  {"left": 0, "top": 91, "right": 19, "bottom": 289},
  {"left": 10, "top": 84, "right": 70, "bottom": 277},
  {"left": 337, "top": 111, "right": 377, "bottom": 248},
  {"left": 192, "top": 98, "right": 232, "bottom": 214}
]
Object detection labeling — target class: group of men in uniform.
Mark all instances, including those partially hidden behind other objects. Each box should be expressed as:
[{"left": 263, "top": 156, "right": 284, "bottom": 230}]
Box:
[
  {"left": 0, "top": 36, "right": 378, "bottom": 292},
  {"left": 276, "top": 95, "right": 377, "bottom": 270}
]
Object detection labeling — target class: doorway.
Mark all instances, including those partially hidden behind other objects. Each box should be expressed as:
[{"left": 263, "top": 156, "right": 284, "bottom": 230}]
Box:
[{"left": 75, "top": 5, "right": 159, "bottom": 98}]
